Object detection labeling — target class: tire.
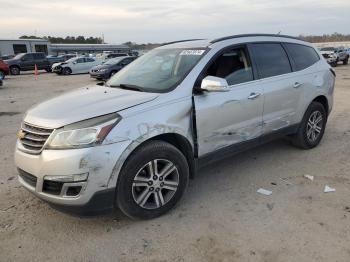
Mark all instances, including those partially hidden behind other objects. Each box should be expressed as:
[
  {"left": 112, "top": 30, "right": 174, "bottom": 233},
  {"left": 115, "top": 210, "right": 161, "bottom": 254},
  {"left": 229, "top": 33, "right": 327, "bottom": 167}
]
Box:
[
  {"left": 45, "top": 68, "right": 52, "bottom": 73},
  {"left": 116, "top": 140, "right": 189, "bottom": 220},
  {"left": 343, "top": 56, "right": 349, "bottom": 65},
  {"left": 291, "top": 102, "right": 327, "bottom": 149},
  {"left": 0, "top": 70, "right": 5, "bottom": 80},
  {"left": 10, "top": 66, "right": 20, "bottom": 75},
  {"left": 62, "top": 67, "right": 72, "bottom": 75},
  {"left": 331, "top": 61, "right": 337, "bottom": 67}
]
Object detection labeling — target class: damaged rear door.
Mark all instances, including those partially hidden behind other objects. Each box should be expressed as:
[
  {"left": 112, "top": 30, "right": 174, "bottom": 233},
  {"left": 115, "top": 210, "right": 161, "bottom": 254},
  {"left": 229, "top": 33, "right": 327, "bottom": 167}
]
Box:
[{"left": 193, "top": 45, "right": 264, "bottom": 156}]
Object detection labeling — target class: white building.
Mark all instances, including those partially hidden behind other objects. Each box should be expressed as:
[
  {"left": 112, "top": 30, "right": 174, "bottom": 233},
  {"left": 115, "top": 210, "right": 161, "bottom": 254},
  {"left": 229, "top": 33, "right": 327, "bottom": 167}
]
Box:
[
  {"left": 0, "top": 39, "right": 50, "bottom": 56},
  {"left": 0, "top": 38, "right": 130, "bottom": 57}
]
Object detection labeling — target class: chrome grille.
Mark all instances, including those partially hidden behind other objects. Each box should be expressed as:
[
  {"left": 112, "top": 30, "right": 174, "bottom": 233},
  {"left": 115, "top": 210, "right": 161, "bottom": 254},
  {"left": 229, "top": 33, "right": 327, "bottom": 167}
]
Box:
[{"left": 19, "top": 122, "right": 53, "bottom": 154}]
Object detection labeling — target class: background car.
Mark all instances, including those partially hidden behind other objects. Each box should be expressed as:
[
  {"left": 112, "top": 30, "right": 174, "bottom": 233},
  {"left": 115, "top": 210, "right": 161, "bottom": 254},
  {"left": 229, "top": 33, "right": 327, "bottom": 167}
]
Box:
[
  {"left": 4, "top": 52, "right": 51, "bottom": 75},
  {"left": 320, "top": 47, "right": 349, "bottom": 67},
  {"left": 89, "top": 56, "right": 137, "bottom": 80},
  {"left": 95, "top": 53, "right": 129, "bottom": 61},
  {"left": 52, "top": 57, "right": 102, "bottom": 75},
  {"left": 0, "top": 59, "right": 9, "bottom": 79},
  {"left": 0, "top": 54, "right": 14, "bottom": 60}
]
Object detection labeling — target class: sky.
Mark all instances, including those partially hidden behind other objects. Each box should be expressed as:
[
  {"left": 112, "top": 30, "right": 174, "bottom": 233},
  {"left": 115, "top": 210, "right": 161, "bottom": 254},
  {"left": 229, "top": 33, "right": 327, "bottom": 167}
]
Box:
[{"left": 1, "top": 0, "right": 349, "bottom": 44}]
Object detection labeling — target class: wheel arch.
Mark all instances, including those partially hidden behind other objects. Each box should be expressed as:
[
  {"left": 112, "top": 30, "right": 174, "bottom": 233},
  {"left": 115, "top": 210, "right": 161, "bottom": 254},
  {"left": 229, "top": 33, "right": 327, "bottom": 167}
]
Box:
[
  {"left": 312, "top": 95, "right": 329, "bottom": 116},
  {"left": 108, "top": 132, "right": 196, "bottom": 190},
  {"left": 149, "top": 133, "right": 196, "bottom": 179}
]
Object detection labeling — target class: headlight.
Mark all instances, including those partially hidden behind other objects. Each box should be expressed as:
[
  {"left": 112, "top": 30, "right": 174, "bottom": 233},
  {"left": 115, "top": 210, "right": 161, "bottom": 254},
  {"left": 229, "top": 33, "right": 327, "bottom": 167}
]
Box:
[{"left": 46, "top": 113, "right": 121, "bottom": 149}]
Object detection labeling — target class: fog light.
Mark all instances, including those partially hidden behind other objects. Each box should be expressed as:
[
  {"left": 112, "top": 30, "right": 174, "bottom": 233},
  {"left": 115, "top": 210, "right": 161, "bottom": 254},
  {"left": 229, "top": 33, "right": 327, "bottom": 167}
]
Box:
[{"left": 44, "top": 173, "right": 89, "bottom": 183}]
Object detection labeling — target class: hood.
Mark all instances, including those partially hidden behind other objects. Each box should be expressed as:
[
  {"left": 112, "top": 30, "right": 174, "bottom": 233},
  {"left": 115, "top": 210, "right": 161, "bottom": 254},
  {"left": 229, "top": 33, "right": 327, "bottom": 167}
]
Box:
[
  {"left": 52, "top": 62, "right": 64, "bottom": 67},
  {"left": 4, "top": 58, "right": 18, "bottom": 65},
  {"left": 91, "top": 64, "right": 110, "bottom": 70},
  {"left": 320, "top": 50, "right": 336, "bottom": 55},
  {"left": 24, "top": 85, "right": 158, "bottom": 128}
]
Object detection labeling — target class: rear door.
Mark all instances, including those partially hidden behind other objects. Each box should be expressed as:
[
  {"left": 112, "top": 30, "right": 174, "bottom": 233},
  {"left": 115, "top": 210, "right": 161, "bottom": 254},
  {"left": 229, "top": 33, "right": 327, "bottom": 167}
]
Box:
[
  {"left": 33, "top": 53, "right": 46, "bottom": 69},
  {"left": 194, "top": 45, "right": 264, "bottom": 156},
  {"left": 249, "top": 43, "right": 300, "bottom": 134}
]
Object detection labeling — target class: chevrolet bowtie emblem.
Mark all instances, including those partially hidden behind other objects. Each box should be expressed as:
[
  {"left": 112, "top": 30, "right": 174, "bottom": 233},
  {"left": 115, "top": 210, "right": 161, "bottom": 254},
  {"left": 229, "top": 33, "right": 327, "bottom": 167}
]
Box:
[{"left": 17, "top": 130, "right": 25, "bottom": 139}]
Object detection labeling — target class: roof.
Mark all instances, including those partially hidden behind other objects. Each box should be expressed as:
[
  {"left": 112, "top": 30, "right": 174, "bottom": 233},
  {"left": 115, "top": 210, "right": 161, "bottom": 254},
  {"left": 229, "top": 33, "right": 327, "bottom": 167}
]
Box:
[
  {"left": 160, "top": 34, "right": 306, "bottom": 49},
  {"left": 0, "top": 38, "right": 49, "bottom": 42}
]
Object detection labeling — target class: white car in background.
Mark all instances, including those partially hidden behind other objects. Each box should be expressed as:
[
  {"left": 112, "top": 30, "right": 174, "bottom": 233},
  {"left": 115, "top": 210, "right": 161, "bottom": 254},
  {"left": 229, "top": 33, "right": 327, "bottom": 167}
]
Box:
[{"left": 52, "top": 57, "right": 102, "bottom": 75}]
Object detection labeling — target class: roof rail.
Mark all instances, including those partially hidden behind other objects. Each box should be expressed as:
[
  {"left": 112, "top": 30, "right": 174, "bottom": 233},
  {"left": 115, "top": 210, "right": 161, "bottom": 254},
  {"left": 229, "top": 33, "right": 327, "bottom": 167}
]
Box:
[
  {"left": 210, "top": 34, "right": 303, "bottom": 44},
  {"left": 161, "top": 39, "right": 205, "bottom": 46}
]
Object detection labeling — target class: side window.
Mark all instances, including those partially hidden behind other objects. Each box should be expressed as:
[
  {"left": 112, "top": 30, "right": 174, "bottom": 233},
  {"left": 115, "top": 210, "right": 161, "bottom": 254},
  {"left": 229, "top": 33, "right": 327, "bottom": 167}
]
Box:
[
  {"left": 76, "top": 58, "right": 84, "bottom": 63},
  {"left": 285, "top": 43, "right": 320, "bottom": 71},
  {"left": 33, "top": 53, "right": 44, "bottom": 60},
  {"left": 204, "top": 47, "right": 254, "bottom": 86},
  {"left": 86, "top": 58, "right": 95, "bottom": 62},
  {"left": 22, "top": 54, "right": 33, "bottom": 61},
  {"left": 251, "top": 43, "right": 291, "bottom": 79}
]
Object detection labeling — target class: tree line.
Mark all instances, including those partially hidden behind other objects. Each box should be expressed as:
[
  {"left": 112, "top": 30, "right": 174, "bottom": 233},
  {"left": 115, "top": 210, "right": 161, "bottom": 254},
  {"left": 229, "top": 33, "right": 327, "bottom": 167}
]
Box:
[
  {"left": 19, "top": 35, "right": 103, "bottom": 44},
  {"left": 19, "top": 32, "right": 350, "bottom": 47},
  {"left": 299, "top": 32, "right": 350, "bottom": 43}
]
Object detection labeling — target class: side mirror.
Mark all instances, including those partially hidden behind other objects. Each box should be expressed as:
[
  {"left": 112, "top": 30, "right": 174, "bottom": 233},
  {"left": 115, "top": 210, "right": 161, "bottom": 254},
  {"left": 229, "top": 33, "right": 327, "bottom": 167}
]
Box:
[{"left": 200, "top": 76, "right": 229, "bottom": 92}]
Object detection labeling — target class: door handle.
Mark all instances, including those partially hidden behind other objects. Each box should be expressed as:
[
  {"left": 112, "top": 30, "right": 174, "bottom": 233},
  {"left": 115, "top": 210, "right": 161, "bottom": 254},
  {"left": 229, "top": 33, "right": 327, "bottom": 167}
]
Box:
[
  {"left": 293, "top": 82, "right": 302, "bottom": 88},
  {"left": 248, "top": 92, "right": 261, "bottom": 100}
]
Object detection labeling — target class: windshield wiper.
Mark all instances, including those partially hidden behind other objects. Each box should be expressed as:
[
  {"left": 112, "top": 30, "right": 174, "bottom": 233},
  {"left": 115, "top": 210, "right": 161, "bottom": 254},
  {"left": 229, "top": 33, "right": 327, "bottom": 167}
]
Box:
[{"left": 109, "top": 84, "right": 144, "bottom": 92}]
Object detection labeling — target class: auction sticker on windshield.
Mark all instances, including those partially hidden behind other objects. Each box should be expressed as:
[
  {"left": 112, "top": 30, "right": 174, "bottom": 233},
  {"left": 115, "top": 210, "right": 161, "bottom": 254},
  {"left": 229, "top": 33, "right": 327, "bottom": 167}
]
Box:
[{"left": 180, "top": 50, "right": 205, "bottom": 56}]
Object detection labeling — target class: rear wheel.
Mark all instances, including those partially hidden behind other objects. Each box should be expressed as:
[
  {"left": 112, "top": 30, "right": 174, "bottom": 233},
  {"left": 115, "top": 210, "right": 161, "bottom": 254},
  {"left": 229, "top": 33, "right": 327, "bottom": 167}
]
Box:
[
  {"left": 343, "top": 56, "right": 349, "bottom": 65},
  {"left": 116, "top": 140, "right": 189, "bottom": 219},
  {"left": 10, "top": 66, "right": 20, "bottom": 75},
  {"left": 62, "top": 67, "right": 72, "bottom": 75},
  {"left": 291, "top": 102, "right": 327, "bottom": 149}
]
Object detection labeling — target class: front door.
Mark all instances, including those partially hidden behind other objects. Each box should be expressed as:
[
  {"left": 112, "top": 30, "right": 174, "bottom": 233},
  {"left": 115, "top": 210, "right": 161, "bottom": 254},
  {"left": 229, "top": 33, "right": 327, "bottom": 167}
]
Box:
[{"left": 194, "top": 46, "right": 264, "bottom": 156}]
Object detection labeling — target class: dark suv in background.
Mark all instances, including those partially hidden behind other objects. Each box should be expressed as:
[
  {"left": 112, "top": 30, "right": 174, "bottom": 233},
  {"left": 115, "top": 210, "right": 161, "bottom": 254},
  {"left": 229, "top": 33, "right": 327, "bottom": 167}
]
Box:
[
  {"left": 5, "top": 52, "right": 51, "bottom": 75},
  {"left": 89, "top": 56, "right": 137, "bottom": 80}
]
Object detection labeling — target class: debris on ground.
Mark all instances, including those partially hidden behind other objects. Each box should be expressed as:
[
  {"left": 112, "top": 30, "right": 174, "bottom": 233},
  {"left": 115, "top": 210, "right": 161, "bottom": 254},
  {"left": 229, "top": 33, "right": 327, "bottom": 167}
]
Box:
[
  {"left": 303, "top": 174, "right": 314, "bottom": 181},
  {"left": 324, "top": 185, "right": 336, "bottom": 193},
  {"left": 279, "top": 177, "right": 294, "bottom": 185},
  {"left": 266, "top": 203, "right": 274, "bottom": 210},
  {"left": 257, "top": 188, "right": 272, "bottom": 196}
]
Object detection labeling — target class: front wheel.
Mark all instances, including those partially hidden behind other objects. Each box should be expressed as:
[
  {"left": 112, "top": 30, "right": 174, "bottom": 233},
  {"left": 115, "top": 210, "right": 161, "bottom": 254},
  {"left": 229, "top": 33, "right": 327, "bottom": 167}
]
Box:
[
  {"left": 0, "top": 70, "right": 5, "bottom": 80},
  {"left": 62, "top": 67, "right": 72, "bottom": 75},
  {"left": 10, "top": 66, "right": 20, "bottom": 75},
  {"left": 343, "top": 56, "right": 349, "bottom": 65},
  {"left": 291, "top": 102, "right": 327, "bottom": 149},
  {"left": 116, "top": 141, "right": 189, "bottom": 219}
]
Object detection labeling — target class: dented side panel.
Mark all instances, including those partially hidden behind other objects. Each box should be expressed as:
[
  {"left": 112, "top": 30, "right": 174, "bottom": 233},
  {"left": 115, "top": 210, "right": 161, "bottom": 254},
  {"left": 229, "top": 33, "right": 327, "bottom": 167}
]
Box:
[{"left": 102, "top": 97, "right": 194, "bottom": 188}]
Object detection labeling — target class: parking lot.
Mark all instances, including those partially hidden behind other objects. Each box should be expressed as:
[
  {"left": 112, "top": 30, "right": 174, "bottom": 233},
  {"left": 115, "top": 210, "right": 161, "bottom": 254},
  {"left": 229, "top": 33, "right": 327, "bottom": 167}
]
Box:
[{"left": 0, "top": 66, "right": 350, "bottom": 261}]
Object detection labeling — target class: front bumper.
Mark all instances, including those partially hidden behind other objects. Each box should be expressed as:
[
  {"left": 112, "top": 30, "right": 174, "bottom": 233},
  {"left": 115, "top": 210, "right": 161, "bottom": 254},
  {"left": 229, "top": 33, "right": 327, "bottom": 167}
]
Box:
[
  {"left": 15, "top": 140, "right": 130, "bottom": 214},
  {"left": 89, "top": 71, "right": 109, "bottom": 79}
]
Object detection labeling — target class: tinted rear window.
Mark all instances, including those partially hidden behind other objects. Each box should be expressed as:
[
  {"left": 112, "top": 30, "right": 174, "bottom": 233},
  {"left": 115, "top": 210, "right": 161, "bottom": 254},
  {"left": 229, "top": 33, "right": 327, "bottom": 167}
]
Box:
[
  {"left": 33, "top": 53, "right": 45, "bottom": 60},
  {"left": 251, "top": 43, "right": 291, "bottom": 79},
  {"left": 285, "top": 43, "right": 320, "bottom": 71}
]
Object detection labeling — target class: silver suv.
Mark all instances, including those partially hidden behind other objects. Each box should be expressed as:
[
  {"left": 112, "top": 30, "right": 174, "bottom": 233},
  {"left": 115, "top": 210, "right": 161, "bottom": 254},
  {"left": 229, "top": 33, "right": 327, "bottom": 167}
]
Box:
[{"left": 15, "top": 34, "right": 335, "bottom": 219}]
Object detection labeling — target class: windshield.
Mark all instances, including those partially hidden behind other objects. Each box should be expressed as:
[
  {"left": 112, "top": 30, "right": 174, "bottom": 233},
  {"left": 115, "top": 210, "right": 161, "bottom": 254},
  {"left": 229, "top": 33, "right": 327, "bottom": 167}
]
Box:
[
  {"left": 65, "top": 57, "right": 78, "bottom": 63},
  {"left": 106, "top": 48, "right": 206, "bottom": 93},
  {"left": 104, "top": 57, "right": 124, "bottom": 65},
  {"left": 320, "top": 47, "right": 335, "bottom": 51}
]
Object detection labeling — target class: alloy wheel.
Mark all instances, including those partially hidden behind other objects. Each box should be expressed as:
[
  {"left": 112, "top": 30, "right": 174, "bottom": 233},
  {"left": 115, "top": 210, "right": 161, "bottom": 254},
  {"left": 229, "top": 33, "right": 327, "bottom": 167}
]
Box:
[
  {"left": 132, "top": 159, "right": 179, "bottom": 210},
  {"left": 306, "top": 110, "right": 323, "bottom": 142}
]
